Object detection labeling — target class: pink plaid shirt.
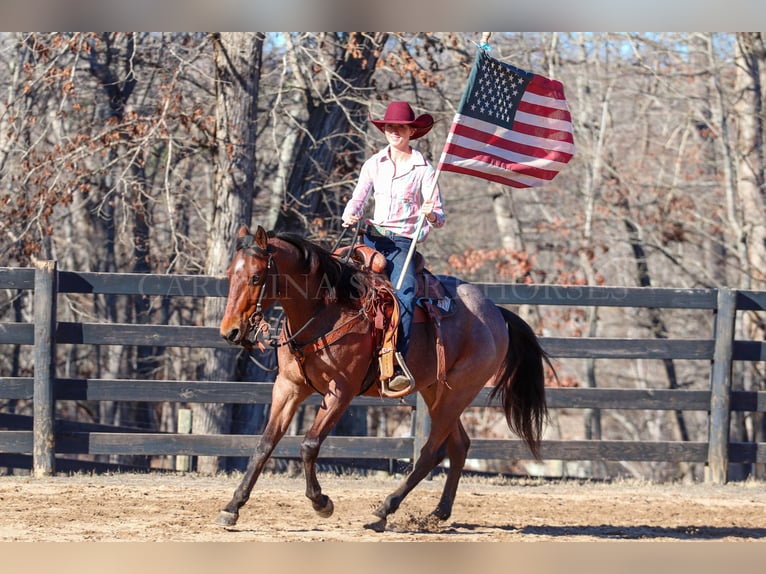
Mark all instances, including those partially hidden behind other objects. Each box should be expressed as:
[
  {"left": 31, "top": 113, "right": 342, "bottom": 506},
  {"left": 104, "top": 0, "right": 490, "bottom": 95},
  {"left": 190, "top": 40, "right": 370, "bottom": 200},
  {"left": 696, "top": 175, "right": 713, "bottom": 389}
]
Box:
[{"left": 342, "top": 146, "right": 445, "bottom": 241}]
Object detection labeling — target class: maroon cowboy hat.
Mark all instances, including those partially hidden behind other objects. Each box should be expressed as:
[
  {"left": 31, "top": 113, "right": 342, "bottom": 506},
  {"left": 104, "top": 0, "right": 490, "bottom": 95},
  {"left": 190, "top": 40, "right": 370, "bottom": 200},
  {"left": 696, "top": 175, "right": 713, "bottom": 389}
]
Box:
[{"left": 370, "top": 101, "right": 434, "bottom": 139}]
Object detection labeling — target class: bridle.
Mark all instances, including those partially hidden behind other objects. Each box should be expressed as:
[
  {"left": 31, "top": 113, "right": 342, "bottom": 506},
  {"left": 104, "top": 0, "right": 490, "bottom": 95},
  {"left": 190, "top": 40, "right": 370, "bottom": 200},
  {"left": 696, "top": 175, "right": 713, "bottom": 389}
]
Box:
[
  {"left": 248, "top": 251, "right": 273, "bottom": 329},
  {"left": 234, "top": 234, "right": 277, "bottom": 350},
  {"left": 234, "top": 232, "right": 374, "bottom": 367}
]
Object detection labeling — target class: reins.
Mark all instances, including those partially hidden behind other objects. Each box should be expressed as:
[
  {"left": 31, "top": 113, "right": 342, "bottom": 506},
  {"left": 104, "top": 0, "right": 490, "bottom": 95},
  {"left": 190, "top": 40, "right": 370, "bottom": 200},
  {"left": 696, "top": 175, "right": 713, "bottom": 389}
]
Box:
[{"left": 331, "top": 219, "right": 365, "bottom": 262}]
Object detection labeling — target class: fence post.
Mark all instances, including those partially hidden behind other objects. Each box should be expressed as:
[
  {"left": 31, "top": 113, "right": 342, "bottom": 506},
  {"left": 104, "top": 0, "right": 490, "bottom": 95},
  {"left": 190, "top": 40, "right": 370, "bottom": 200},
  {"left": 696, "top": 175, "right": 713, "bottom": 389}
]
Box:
[
  {"left": 175, "top": 408, "right": 192, "bottom": 472},
  {"left": 706, "top": 287, "right": 736, "bottom": 485},
  {"left": 33, "top": 260, "right": 57, "bottom": 477}
]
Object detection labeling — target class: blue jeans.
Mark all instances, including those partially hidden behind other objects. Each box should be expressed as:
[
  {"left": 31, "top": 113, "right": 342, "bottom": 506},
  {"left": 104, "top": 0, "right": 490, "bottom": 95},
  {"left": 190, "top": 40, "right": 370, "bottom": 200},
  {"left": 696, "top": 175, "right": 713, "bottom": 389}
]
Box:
[{"left": 363, "top": 230, "right": 417, "bottom": 359}]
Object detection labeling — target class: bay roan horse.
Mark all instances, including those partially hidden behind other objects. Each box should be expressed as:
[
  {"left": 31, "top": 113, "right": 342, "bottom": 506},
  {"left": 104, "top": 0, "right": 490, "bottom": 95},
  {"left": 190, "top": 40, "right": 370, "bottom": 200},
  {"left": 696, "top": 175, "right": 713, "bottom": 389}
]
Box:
[{"left": 217, "top": 224, "right": 550, "bottom": 532}]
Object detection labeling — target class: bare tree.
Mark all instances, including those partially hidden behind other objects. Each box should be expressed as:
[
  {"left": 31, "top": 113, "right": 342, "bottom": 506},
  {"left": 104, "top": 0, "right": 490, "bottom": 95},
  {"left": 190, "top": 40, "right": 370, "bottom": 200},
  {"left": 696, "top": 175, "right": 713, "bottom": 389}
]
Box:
[
  {"left": 192, "top": 32, "right": 265, "bottom": 473},
  {"left": 731, "top": 32, "right": 766, "bottom": 479}
]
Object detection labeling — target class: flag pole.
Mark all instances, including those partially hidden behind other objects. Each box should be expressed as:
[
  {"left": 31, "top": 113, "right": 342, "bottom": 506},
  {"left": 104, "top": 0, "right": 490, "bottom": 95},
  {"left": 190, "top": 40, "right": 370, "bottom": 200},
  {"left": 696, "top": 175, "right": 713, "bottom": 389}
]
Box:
[{"left": 395, "top": 164, "right": 444, "bottom": 290}]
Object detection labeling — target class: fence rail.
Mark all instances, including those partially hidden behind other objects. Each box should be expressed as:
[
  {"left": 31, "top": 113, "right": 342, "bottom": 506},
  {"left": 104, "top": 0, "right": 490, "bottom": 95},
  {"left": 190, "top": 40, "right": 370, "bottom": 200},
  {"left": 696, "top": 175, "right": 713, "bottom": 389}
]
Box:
[{"left": 1, "top": 262, "right": 766, "bottom": 482}]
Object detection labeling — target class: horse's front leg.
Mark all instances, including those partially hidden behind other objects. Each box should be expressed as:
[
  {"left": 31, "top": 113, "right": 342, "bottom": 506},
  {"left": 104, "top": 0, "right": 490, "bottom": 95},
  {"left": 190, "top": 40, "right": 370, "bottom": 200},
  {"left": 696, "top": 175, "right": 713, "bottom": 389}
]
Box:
[
  {"left": 300, "top": 383, "right": 355, "bottom": 518},
  {"left": 217, "top": 376, "right": 310, "bottom": 527}
]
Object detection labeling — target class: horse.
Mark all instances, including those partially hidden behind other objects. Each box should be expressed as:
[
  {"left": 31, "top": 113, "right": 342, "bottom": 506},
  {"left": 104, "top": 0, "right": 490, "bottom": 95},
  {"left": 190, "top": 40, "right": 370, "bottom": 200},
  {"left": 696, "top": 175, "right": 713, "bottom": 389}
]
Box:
[{"left": 217, "top": 224, "right": 550, "bottom": 532}]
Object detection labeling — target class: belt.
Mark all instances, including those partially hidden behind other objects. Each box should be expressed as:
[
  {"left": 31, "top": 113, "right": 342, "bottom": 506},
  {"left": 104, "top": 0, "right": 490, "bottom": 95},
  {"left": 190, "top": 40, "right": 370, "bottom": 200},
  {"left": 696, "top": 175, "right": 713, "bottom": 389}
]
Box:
[{"left": 366, "top": 226, "right": 400, "bottom": 240}]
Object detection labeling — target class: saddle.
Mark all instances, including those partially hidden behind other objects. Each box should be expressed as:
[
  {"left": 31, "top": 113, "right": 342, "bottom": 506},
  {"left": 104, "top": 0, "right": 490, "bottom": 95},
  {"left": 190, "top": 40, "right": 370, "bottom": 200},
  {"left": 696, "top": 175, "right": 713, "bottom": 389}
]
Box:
[{"left": 334, "top": 244, "right": 456, "bottom": 396}]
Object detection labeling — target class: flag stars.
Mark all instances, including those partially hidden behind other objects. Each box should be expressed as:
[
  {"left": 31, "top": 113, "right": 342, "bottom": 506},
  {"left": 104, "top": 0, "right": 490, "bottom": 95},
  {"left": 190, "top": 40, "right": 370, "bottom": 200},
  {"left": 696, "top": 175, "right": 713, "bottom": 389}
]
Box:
[{"left": 466, "top": 55, "right": 532, "bottom": 128}]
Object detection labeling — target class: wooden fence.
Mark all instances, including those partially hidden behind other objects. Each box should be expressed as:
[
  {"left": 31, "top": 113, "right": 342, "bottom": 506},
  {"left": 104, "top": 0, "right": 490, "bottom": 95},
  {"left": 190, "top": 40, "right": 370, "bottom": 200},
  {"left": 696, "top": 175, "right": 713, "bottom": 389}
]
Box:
[{"left": 1, "top": 261, "right": 766, "bottom": 483}]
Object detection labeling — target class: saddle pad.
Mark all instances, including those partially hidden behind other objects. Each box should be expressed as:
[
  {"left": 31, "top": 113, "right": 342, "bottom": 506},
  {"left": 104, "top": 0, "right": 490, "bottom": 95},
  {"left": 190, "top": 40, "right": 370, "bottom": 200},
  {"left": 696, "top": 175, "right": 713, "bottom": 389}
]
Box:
[{"left": 414, "top": 270, "right": 456, "bottom": 322}]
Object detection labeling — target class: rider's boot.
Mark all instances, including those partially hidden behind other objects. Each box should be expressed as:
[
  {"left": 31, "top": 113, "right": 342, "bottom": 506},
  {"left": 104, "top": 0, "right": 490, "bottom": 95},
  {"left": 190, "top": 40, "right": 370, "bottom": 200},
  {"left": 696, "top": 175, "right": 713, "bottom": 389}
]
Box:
[{"left": 387, "top": 351, "right": 415, "bottom": 392}]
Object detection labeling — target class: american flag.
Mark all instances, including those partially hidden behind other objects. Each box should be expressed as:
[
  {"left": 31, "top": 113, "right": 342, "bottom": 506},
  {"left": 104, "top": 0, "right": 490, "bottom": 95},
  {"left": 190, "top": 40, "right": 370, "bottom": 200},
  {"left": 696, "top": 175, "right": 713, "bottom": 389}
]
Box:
[{"left": 438, "top": 50, "right": 575, "bottom": 188}]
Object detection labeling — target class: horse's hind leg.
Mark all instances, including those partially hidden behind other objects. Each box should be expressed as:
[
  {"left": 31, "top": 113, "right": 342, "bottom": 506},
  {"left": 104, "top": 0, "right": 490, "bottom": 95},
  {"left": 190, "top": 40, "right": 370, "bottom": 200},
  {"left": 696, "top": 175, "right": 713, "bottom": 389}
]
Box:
[
  {"left": 364, "top": 383, "right": 473, "bottom": 532},
  {"left": 432, "top": 421, "right": 470, "bottom": 520},
  {"left": 217, "top": 378, "right": 310, "bottom": 527},
  {"left": 364, "top": 433, "right": 447, "bottom": 531},
  {"left": 363, "top": 419, "right": 467, "bottom": 531}
]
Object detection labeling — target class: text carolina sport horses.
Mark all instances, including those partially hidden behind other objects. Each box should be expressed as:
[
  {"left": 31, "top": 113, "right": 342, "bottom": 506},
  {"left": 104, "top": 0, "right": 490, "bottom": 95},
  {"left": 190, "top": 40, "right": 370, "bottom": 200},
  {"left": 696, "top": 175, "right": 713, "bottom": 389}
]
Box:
[{"left": 217, "top": 224, "right": 550, "bottom": 532}]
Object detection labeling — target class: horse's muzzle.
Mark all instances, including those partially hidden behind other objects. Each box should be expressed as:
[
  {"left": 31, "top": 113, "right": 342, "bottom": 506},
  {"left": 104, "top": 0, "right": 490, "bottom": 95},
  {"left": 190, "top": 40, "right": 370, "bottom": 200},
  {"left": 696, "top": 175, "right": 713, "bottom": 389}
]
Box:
[
  {"left": 221, "top": 326, "right": 243, "bottom": 345},
  {"left": 222, "top": 313, "right": 262, "bottom": 349}
]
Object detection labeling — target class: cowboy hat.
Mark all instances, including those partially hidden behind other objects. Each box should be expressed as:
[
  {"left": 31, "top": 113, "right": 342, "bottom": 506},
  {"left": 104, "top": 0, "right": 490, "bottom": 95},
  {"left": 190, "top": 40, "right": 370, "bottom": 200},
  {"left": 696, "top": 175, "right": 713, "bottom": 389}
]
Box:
[{"left": 370, "top": 101, "right": 434, "bottom": 139}]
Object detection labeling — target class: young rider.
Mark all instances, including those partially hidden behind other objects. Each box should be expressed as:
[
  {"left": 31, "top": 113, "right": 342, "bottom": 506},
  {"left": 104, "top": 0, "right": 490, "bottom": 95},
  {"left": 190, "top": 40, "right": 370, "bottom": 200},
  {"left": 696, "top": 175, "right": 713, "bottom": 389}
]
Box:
[{"left": 341, "top": 101, "right": 445, "bottom": 391}]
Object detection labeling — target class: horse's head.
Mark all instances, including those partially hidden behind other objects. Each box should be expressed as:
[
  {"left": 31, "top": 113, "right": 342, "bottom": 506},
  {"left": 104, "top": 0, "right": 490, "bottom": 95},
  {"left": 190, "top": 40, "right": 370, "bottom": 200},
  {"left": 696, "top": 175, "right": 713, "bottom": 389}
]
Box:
[{"left": 220, "top": 224, "right": 275, "bottom": 347}]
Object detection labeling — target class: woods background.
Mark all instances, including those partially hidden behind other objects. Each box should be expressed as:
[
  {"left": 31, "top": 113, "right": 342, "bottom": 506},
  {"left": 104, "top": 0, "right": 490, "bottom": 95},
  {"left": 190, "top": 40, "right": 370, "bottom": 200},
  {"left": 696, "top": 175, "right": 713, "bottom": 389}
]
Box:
[{"left": 1, "top": 32, "right": 765, "bottom": 481}]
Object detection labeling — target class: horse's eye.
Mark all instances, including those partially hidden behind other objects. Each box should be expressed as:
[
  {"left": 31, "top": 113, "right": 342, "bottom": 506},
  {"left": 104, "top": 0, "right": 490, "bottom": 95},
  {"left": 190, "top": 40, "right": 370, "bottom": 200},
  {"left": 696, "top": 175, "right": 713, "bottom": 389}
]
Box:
[{"left": 250, "top": 274, "right": 261, "bottom": 286}]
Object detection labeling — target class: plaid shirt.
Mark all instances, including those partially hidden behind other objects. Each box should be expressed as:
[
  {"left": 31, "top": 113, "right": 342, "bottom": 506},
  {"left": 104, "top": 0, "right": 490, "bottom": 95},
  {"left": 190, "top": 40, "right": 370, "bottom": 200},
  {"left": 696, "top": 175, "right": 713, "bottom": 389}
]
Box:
[{"left": 342, "top": 146, "right": 445, "bottom": 241}]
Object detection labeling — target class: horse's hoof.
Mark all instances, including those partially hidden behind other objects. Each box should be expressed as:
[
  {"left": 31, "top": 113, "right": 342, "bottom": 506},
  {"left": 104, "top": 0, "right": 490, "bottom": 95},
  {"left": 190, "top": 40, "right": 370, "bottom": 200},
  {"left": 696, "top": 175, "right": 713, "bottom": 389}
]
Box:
[
  {"left": 432, "top": 508, "right": 451, "bottom": 521},
  {"left": 363, "top": 517, "right": 387, "bottom": 532},
  {"left": 217, "top": 510, "right": 239, "bottom": 526},
  {"left": 314, "top": 497, "right": 334, "bottom": 518}
]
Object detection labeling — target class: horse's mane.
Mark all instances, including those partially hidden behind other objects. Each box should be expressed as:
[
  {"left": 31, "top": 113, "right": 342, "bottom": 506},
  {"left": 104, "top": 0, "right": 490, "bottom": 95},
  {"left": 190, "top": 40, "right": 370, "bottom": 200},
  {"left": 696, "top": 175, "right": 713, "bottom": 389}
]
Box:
[{"left": 270, "top": 231, "right": 374, "bottom": 305}]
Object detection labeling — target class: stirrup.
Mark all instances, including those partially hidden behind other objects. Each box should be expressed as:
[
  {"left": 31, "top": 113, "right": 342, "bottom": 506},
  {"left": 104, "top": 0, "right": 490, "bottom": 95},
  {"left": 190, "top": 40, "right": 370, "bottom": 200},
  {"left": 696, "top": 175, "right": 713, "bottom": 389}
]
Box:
[{"left": 382, "top": 352, "right": 415, "bottom": 396}]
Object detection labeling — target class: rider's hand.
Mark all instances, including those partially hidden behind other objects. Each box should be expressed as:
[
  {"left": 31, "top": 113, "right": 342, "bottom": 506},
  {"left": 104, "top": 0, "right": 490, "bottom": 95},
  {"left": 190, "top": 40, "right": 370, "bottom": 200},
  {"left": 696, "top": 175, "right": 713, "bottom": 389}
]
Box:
[
  {"left": 420, "top": 201, "right": 436, "bottom": 223},
  {"left": 342, "top": 214, "right": 360, "bottom": 227}
]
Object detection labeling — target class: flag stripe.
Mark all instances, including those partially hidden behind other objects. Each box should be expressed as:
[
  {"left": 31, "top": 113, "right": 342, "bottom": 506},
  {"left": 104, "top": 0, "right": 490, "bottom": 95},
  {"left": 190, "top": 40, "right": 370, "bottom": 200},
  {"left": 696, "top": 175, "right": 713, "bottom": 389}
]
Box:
[
  {"left": 441, "top": 143, "right": 562, "bottom": 183},
  {"left": 514, "top": 110, "right": 574, "bottom": 134},
  {"left": 439, "top": 158, "right": 540, "bottom": 188},
  {"left": 509, "top": 117, "right": 574, "bottom": 144},
  {"left": 445, "top": 131, "right": 573, "bottom": 176},
  {"left": 522, "top": 89, "right": 571, "bottom": 114},
  {"left": 517, "top": 100, "right": 573, "bottom": 126},
  {"left": 445, "top": 145, "right": 559, "bottom": 182},
  {"left": 525, "top": 74, "right": 567, "bottom": 100},
  {"left": 459, "top": 114, "right": 575, "bottom": 156},
  {"left": 448, "top": 115, "right": 575, "bottom": 162}
]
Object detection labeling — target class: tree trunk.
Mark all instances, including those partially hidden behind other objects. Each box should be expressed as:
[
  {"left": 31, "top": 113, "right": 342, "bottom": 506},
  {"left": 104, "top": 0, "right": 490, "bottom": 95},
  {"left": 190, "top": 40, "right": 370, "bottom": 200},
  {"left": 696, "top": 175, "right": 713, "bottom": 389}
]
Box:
[
  {"left": 86, "top": 33, "right": 146, "bottom": 464},
  {"left": 193, "top": 32, "right": 265, "bottom": 474},
  {"left": 276, "top": 32, "right": 388, "bottom": 237},
  {"left": 491, "top": 189, "right": 523, "bottom": 251},
  {"left": 733, "top": 32, "right": 766, "bottom": 479},
  {"left": 573, "top": 34, "right": 612, "bottom": 449}
]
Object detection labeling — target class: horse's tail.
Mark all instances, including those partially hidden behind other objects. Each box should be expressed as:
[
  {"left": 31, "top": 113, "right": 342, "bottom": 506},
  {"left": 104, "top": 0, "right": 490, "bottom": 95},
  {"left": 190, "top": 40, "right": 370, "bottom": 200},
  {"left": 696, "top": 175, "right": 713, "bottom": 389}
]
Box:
[{"left": 490, "top": 306, "right": 552, "bottom": 460}]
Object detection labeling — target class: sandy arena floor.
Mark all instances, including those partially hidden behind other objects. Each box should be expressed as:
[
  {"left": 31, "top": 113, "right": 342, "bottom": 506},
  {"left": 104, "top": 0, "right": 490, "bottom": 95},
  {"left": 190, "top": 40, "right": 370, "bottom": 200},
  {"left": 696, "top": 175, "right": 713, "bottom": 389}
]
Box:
[{"left": 2, "top": 471, "right": 766, "bottom": 542}]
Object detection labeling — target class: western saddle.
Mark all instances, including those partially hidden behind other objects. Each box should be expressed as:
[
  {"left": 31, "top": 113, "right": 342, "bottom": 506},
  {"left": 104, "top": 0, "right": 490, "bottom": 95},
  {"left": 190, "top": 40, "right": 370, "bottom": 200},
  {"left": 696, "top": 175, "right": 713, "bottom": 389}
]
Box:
[{"left": 334, "top": 243, "right": 456, "bottom": 398}]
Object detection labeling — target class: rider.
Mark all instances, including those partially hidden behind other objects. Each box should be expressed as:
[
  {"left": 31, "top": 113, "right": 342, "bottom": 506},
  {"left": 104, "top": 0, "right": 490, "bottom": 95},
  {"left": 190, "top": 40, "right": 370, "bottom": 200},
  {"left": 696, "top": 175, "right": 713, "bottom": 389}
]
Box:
[{"left": 341, "top": 101, "right": 445, "bottom": 392}]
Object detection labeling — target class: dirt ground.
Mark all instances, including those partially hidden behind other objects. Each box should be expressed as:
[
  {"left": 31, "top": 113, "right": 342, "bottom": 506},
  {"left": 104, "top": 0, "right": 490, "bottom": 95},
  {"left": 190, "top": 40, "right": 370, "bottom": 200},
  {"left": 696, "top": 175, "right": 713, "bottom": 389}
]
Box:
[{"left": 2, "top": 471, "right": 766, "bottom": 542}]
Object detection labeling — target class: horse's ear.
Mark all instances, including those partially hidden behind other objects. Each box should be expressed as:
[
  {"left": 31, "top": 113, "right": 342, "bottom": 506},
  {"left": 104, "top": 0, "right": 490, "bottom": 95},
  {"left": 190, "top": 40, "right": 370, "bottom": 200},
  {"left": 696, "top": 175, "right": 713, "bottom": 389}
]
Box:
[
  {"left": 237, "top": 224, "right": 250, "bottom": 239},
  {"left": 254, "top": 225, "right": 268, "bottom": 250}
]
